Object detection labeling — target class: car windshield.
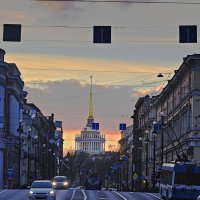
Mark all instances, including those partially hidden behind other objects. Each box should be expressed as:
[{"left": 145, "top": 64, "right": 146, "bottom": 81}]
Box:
[
  {"left": 31, "top": 182, "right": 52, "bottom": 188},
  {"left": 53, "top": 177, "right": 67, "bottom": 182}
]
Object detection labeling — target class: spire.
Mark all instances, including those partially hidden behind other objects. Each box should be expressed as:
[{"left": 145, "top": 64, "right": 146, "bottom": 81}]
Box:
[
  {"left": 87, "top": 76, "right": 94, "bottom": 128},
  {"left": 89, "top": 75, "right": 93, "bottom": 118}
]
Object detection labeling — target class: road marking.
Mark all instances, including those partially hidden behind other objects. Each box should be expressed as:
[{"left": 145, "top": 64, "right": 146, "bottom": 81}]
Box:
[
  {"left": 147, "top": 193, "right": 162, "bottom": 200},
  {"left": 0, "top": 190, "right": 7, "bottom": 194},
  {"left": 82, "top": 189, "right": 87, "bottom": 200},
  {"left": 113, "top": 191, "right": 127, "bottom": 200},
  {"left": 70, "top": 189, "right": 76, "bottom": 200}
]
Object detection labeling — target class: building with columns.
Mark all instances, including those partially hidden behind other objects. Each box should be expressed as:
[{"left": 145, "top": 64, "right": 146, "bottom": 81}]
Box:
[
  {"left": 0, "top": 48, "right": 27, "bottom": 188},
  {"left": 75, "top": 76, "right": 106, "bottom": 154}
]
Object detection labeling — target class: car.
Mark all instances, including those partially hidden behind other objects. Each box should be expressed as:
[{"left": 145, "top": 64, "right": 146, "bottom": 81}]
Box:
[
  {"left": 52, "top": 176, "right": 69, "bottom": 189},
  {"left": 108, "top": 187, "right": 118, "bottom": 191},
  {"left": 28, "top": 180, "right": 56, "bottom": 200}
]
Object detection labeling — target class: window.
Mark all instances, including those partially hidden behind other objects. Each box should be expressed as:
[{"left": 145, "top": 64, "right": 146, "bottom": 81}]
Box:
[
  {"left": 161, "top": 170, "right": 173, "bottom": 185},
  {"left": 31, "top": 181, "right": 52, "bottom": 188}
]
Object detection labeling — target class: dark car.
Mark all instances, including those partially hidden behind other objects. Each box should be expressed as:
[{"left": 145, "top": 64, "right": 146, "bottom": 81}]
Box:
[{"left": 52, "top": 176, "right": 69, "bottom": 189}]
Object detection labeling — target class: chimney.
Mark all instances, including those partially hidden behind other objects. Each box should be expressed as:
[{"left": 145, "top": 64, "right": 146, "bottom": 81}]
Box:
[{"left": 0, "top": 49, "right": 6, "bottom": 62}]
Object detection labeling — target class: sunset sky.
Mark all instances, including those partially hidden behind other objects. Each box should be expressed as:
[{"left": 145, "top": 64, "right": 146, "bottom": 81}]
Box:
[{"left": 1, "top": 0, "right": 200, "bottom": 154}]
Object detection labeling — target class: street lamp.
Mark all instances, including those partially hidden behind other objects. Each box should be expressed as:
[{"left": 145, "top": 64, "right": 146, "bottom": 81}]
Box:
[
  {"left": 126, "top": 151, "right": 129, "bottom": 191},
  {"left": 160, "top": 112, "right": 165, "bottom": 166},
  {"left": 17, "top": 122, "right": 23, "bottom": 188},
  {"left": 33, "top": 134, "right": 38, "bottom": 180},
  {"left": 144, "top": 130, "right": 150, "bottom": 190},
  {"left": 27, "top": 128, "right": 31, "bottom": 186},
  {"left": 152, "top": 121, "right": 158, "bottom": 190},
  {"left": 131, "top": 145, "right": 134, "bottom": 191}
]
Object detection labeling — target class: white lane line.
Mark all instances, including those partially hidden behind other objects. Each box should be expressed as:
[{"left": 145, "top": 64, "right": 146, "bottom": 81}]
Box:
[
  {"left": 82, "top": 189, "right": 87, "bottom": 200},
  {"left": 147, "top": 193, "right": 162, "bottom": 200},
  {"left": 113, "top": 191, "right": 127, "bottom": 200},
  {"left": 70, "top": 189, "right": 76, "bottom": 200},
  {"left": 0, "top": 190, "right": 7, "bottom": 194}
]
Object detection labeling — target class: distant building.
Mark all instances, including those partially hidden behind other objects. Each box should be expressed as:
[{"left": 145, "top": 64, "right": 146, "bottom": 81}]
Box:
[{"left": 75, "top": 76, "right": 106, "bottom": 154}]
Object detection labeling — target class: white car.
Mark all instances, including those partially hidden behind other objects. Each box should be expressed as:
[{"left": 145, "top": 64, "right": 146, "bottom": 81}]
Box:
[{"left": 28, "top": 180, "right": 56, "bottom": 200}]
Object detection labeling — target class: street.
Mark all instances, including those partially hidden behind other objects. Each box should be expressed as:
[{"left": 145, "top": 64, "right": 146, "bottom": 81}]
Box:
[{"left": 0, "top": 189, "right": 162, "bottom": 200}]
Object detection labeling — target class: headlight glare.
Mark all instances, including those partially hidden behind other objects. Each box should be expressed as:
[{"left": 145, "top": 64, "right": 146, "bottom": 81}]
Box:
[
  {"left": 50, "top": 190, "right": 54, "bottom": 194},
  {"left": 29, "top": 190, "right": 33, "bottom": 194},
  {"left": 52, "top": 182, "right": 56, "bottom": 186},
  {"left": 64, "top": 181, "right": 68, "bottom": 186}
]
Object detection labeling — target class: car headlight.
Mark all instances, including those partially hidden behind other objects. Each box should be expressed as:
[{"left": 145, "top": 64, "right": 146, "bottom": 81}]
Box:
[
  {"left": 29, "top": 190, "right": 34, "bottom": 194},
  {"left": 64, "top": 181, "right": 68, "bottom": 186},
  {"left": 52, "top": 182, "right": 56, "bottom": 186},
  {"left": 50, "top": 190, "right": 54, "bottom": 195}
]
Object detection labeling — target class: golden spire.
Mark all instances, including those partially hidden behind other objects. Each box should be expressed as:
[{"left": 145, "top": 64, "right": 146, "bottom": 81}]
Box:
[{"left": 88, "top": 75, "right": 93, "bottom": 118}]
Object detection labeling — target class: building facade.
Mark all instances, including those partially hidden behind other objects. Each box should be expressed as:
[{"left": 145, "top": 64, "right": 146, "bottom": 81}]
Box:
[
  {"left": 0, "top": 48, "right": 63, "bottom": 188},
  {"left": 0, "top": 48, "right": 27, "bottom": 188},
  {"left": 131, "top": 54, "right": 200, "bottom": 189},
  {"left": 75, "top": 76, "right": 105, "bottom": 155}
]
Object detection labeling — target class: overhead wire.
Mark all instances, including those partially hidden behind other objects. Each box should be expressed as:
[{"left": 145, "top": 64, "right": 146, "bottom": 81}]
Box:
[{"left": 35, "top": 0, "right": 200, "bottom": 5}]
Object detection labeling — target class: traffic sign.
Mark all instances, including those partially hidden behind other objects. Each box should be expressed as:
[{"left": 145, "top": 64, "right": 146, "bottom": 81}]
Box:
[
  {"left": 49, "top": 139, "right": 55, "bottom": 144},
  {"left": 92, "top": 123, "right": 99, "bottom": 130},
  {"left": 119, "top": 123, "right": 126, "bottom": 131},
  {"left": 154, "top": 123, "right": 162, "bottom": 131},
  {"left": 7, "top": 168, "right": 14, "bottom": 180}
]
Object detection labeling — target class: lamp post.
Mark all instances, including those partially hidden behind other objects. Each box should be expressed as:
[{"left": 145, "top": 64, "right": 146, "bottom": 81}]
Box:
[
  {"left": 42, "top": 143, "right": 46, "bottom": 179},
  {"left": 131, "top": 145, "right": 134, "bottom": 191},
  {"left": 160, "top": 112, "right": 165, "bottom": 166},
  {"left": 17, "top": 122, "right": 23, "bottom": 188},
  {"left": 138, "top": 136, "right": 143, "bottom": 180},
  {"left": 144, "top": 130, "right": 150, "bottom": 190},
  {"left": 125, "top": 152, "right": 129, "bottom": 191},
  {"left": 136, "top": 136, "right": 143, "bottom": 191},
  {"left": 27, "top": 128, "right": 31, "bottom": 186},
  {"left": 33, "top": 135, "right": 38, "bottom": 180},
  {"left": 131, "top": 114, "right": 134, "bottom": 191},
  {"left": 152, "top": 121, "right": 158, "bottom": 190}
]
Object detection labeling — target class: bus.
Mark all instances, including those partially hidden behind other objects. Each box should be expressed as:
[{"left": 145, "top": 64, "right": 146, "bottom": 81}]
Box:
[
  {"left": 84, "top": 173, "right": 102, "bottom": 190},
  {"left": 160, "top": 161, "right": 200, "bottom": 200}
]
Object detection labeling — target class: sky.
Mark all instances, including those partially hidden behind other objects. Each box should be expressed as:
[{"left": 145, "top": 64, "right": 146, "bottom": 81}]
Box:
[{"left": 1, "top": 0, "right": 200, "bottom": 154}]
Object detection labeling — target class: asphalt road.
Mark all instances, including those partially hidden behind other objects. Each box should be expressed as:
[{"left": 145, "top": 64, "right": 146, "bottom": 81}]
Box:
[{"left": 0, "top": 189, "right": 162, "bottom": 200}]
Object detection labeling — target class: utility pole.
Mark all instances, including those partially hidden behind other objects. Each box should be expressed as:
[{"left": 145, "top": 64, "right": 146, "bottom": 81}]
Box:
[
  {"left": 17, "top": 122, "right": 23, "bottom": 188},
  {"left": 160, "top": 112, "right": 165, "bottom": 166},
  {"left": 131, "top": 115, "right": 134, "bottom": 191}
]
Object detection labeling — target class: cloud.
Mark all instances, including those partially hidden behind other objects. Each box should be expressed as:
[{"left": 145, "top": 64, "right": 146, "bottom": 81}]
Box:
[
  {"left": 34, "top": 0, "right": 84, "bottom": 13},
  {"left": 24, "top": 79, "right": 152, "bottom": 152}
]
